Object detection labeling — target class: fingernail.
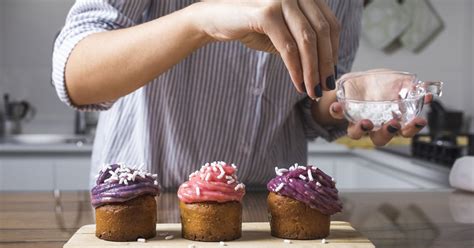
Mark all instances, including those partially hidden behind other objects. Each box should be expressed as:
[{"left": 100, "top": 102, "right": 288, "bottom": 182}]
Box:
[
  {"left": 326, "top": 75, "right": 336, "bottom": 90},
  {"left": 334, "top": 65, "right": 338, "bottom": 80},
  {"left": 314, "top": 84, "right": 322, "bottom": 97},
  {"left": 415, "top": 124, "right": 425, "bottom": 129},
  {"left": 387, "top": 125, "right": 399, "bottom": 134},
  {"left": 331, "top": 105, "right": 337, "bottom": 113},
  {"left": 361, "top": 124, "right": 371, "bottom": 132}
]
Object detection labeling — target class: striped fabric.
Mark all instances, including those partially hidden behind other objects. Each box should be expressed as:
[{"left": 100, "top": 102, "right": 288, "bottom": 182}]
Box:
[{"left": 52, "top": 0, "right": 363, "bottom": 189}]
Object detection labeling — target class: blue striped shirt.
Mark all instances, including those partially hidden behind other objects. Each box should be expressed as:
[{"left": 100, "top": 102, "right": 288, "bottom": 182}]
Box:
[{"left": 52, "top": 0, "right": 363, "bottom": 189}]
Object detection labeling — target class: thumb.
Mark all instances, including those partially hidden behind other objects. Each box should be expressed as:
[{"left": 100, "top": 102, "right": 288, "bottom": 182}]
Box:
[{"left": 329, "top": 102, "right": 345, "bottom": 120}]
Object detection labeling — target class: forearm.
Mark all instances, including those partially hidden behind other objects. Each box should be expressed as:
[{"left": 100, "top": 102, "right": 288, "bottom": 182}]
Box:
[
  {"left": 65, "top": 4, "right": 211, "bottom": 106},
  {"left": 311, "top": 91, "right": 346, "bottom": 126}
]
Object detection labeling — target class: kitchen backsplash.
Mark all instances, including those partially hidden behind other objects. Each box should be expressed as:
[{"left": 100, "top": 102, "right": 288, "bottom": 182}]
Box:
[{"left": 0, "top": 0, "right": 473, "bottom": 134}]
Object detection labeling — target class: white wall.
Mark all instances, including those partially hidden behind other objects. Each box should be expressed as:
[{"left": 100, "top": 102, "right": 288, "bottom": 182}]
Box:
[
  {"left": 0, "top": 0, "right": 75, "bottom": 133},
  {"left": 352, "top": 0, "right": 474, "bottom": 131}
]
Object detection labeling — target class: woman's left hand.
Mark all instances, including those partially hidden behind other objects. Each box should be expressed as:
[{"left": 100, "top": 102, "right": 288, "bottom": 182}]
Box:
[{"left": 328, "top": 97, "right": 431, "bottom": 146}]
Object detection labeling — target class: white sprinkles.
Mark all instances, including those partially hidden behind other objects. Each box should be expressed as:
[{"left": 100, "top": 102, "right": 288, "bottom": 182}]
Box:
[
  {"left": 189, "top": 162, "right": 245, "bottom": 194},
  {"left": 103, "top": 163, "right": 158, "bottom": 186}
]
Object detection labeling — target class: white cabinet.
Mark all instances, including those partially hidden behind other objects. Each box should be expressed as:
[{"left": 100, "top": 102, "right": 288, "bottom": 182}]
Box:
[
  {"left": 53, "top": 157, "right": 91, "bottom": 190},
  {"left": 307, "top": 147, "right": 449, "bottom": 190},
  {"left": 334, "top": 158, "right": 420, "bottom": 189},
  {"left": 0, "top": 158, "right": 54, "bottom": 190},
  {"left": 0, "top": 154, "right": 91, "bottom": 191}
]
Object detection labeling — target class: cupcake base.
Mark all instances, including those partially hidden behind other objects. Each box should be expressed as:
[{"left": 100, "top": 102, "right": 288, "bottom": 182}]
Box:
[
  {"left": 95, "top": 195, "right": 157, "bottom": 241},
  {"left": 179, "top": 201, "right": 242, "bottom": 241},
  {"left": 267, "top": 192, "right": 330, "bottom": 239}
]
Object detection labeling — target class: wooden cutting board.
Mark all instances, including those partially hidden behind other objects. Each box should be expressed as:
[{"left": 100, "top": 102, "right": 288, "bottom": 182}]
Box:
[{"left": 64, "top": 222, "right": 374, "bottom": 248}]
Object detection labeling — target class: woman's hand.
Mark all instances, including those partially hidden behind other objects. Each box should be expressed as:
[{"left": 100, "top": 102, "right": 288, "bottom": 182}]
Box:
[
  {"left": 194, "top": 0, "right": 340, "bottom": 99},
  {"left": 328, "top": 100, "right": 429, "bottom": 146},
  {"left": 312, "top": 91, "right": 431, "bottom": 146}
]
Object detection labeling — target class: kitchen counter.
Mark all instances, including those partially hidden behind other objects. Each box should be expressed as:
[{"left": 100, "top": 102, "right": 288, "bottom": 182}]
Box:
[{"left": 1, "top": 190, "right": 473, "bottom": 248}]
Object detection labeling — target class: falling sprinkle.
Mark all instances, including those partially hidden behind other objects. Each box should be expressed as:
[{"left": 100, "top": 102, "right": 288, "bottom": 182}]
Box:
[
  {"left": 137, "top": 238, "right": 146, "bottom": 243},
  {"left": 164, "top": 235, "right": 174, "bottom": 240},
  {"left": 188, "top": 244, "right": 196, "bottom": 248},
  {"left": 219, "top": 241, "right": 227, "bottom": 246},
  {"left": 283, "top": 239, "right": 292, "bottom": 244},
  {"left": 322, "top": 238, "right": 328, "bottom": 244}
]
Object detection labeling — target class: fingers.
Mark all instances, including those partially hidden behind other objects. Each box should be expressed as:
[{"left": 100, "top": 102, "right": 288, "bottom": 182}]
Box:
[
  {"left": 260, "top": 5, "right": 305, "bottom": 93},
  {"left": 297, "top": 0, "right": 336, "bottom": 91},
  {"left": 400, "top": 117, "right": 427, "bottom": 138},
  {"left": 282, "top": 0, "right": 320, "bottom": 98},
  {"left": 329, "top": 102, "right": 344, "bottom": 119},
  {"left": 424, "top": 93, "right": 433, "bottom": 104},
  {"left": 313, "top": 0, "right": 341, "bottom": 71},
  {"left": 347, "top": 120, "right": 374, "bottom": 140},
  {"left": 369, "top": 120, "right": 401, "bottom": 146}
]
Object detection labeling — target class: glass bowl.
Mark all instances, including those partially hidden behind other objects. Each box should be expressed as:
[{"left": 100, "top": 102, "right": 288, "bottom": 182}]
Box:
[{"left": 336, "top": 70, "right": 443, "bottom": 130}]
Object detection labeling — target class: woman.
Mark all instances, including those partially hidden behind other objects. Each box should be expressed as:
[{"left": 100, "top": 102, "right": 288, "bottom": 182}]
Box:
[{"left": 52, "top": 0, "right": 427, "bottom": 189}]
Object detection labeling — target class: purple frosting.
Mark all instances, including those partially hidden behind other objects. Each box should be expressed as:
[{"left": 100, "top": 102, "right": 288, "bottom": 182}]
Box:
[
  {"left": 90, "top": 164, "right": 160, "bottom": 208},
  {"left": 267, "top": 165, "right": 342, "bottom": 215}
]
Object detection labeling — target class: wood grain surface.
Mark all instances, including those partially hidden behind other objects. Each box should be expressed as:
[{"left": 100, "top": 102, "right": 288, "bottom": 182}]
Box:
[{"left": 64, "top": 222, "right": 375, "bottom": 248}]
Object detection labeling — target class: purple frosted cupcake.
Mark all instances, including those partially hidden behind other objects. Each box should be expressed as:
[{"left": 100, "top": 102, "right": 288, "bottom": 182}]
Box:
[
  {"left": 267, "top": 164, "right": 342, "bottom": 239},
  {"left": 91, "top": 163, "right": 160, "bottom": 241}
]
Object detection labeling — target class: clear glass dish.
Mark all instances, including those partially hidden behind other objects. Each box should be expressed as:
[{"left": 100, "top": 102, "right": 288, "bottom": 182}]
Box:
[{"left": 336, "top": 70, "right": 443, "bottom": 130}]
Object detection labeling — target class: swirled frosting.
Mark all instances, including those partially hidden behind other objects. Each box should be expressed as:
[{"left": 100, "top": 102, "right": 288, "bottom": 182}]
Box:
[
  {"left": 177, "top": 161, "right": 245, "bottom": 203},
  {"left": 267, "top": 164, "right": 342, "bottom": 215},
  {"left": 90, "top": 164, "right": 160, "bottom": 208}
]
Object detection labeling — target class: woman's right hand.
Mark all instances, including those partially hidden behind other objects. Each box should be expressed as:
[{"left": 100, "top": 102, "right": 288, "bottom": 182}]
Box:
[{"left": 193, "top": 0, "right": 340, "bottom": 99}]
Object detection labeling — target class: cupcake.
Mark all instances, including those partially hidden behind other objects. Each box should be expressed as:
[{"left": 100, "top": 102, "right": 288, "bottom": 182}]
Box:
[
  {"left": 177, "top": 161, "right": 245, "bottom": 241},
  {"left": 91, "top": 163, "right": 160, "bottom": 241},
  {"left": 267, "top": 164, "right": 342, "bottom": 239}
]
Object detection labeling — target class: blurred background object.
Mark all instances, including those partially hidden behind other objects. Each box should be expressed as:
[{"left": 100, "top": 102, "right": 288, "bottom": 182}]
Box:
[{"left": 362, "top": 0, "right": 444, "bottom": 53}]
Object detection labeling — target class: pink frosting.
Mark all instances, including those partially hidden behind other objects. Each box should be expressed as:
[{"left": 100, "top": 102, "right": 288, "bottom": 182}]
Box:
[{"left": 177, "top": 161, "right": 245, "bottom": 203}]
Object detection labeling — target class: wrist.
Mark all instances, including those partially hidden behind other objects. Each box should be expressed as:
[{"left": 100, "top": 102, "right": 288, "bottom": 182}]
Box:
[{"left": 182, "top": 3, "right": 216, "bottom": 47}]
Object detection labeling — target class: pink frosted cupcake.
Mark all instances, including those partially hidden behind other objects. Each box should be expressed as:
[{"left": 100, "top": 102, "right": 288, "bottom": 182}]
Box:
[{"left": 177, "top": 161, "right": 245, "bottom": 241}]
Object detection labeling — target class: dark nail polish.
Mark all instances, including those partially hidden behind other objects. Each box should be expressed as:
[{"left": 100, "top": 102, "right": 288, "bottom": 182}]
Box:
[
  {"left": 361, "top": 124, "right": 371, "bottom": 132},
  {"left": 326, "top": 75, "right": 336, "bottom": 90},
  {"left": 387, "top": 125, "right": 399, "bottom": 134},
  {"left": 334, "top": 65, "right": 338, "bottom": 80},
  {"left": 314, "top": 84, "right": 322, "bottom": 97},
  {"left": 415, "top": 124, "right": 425, "bottom": 129}
]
